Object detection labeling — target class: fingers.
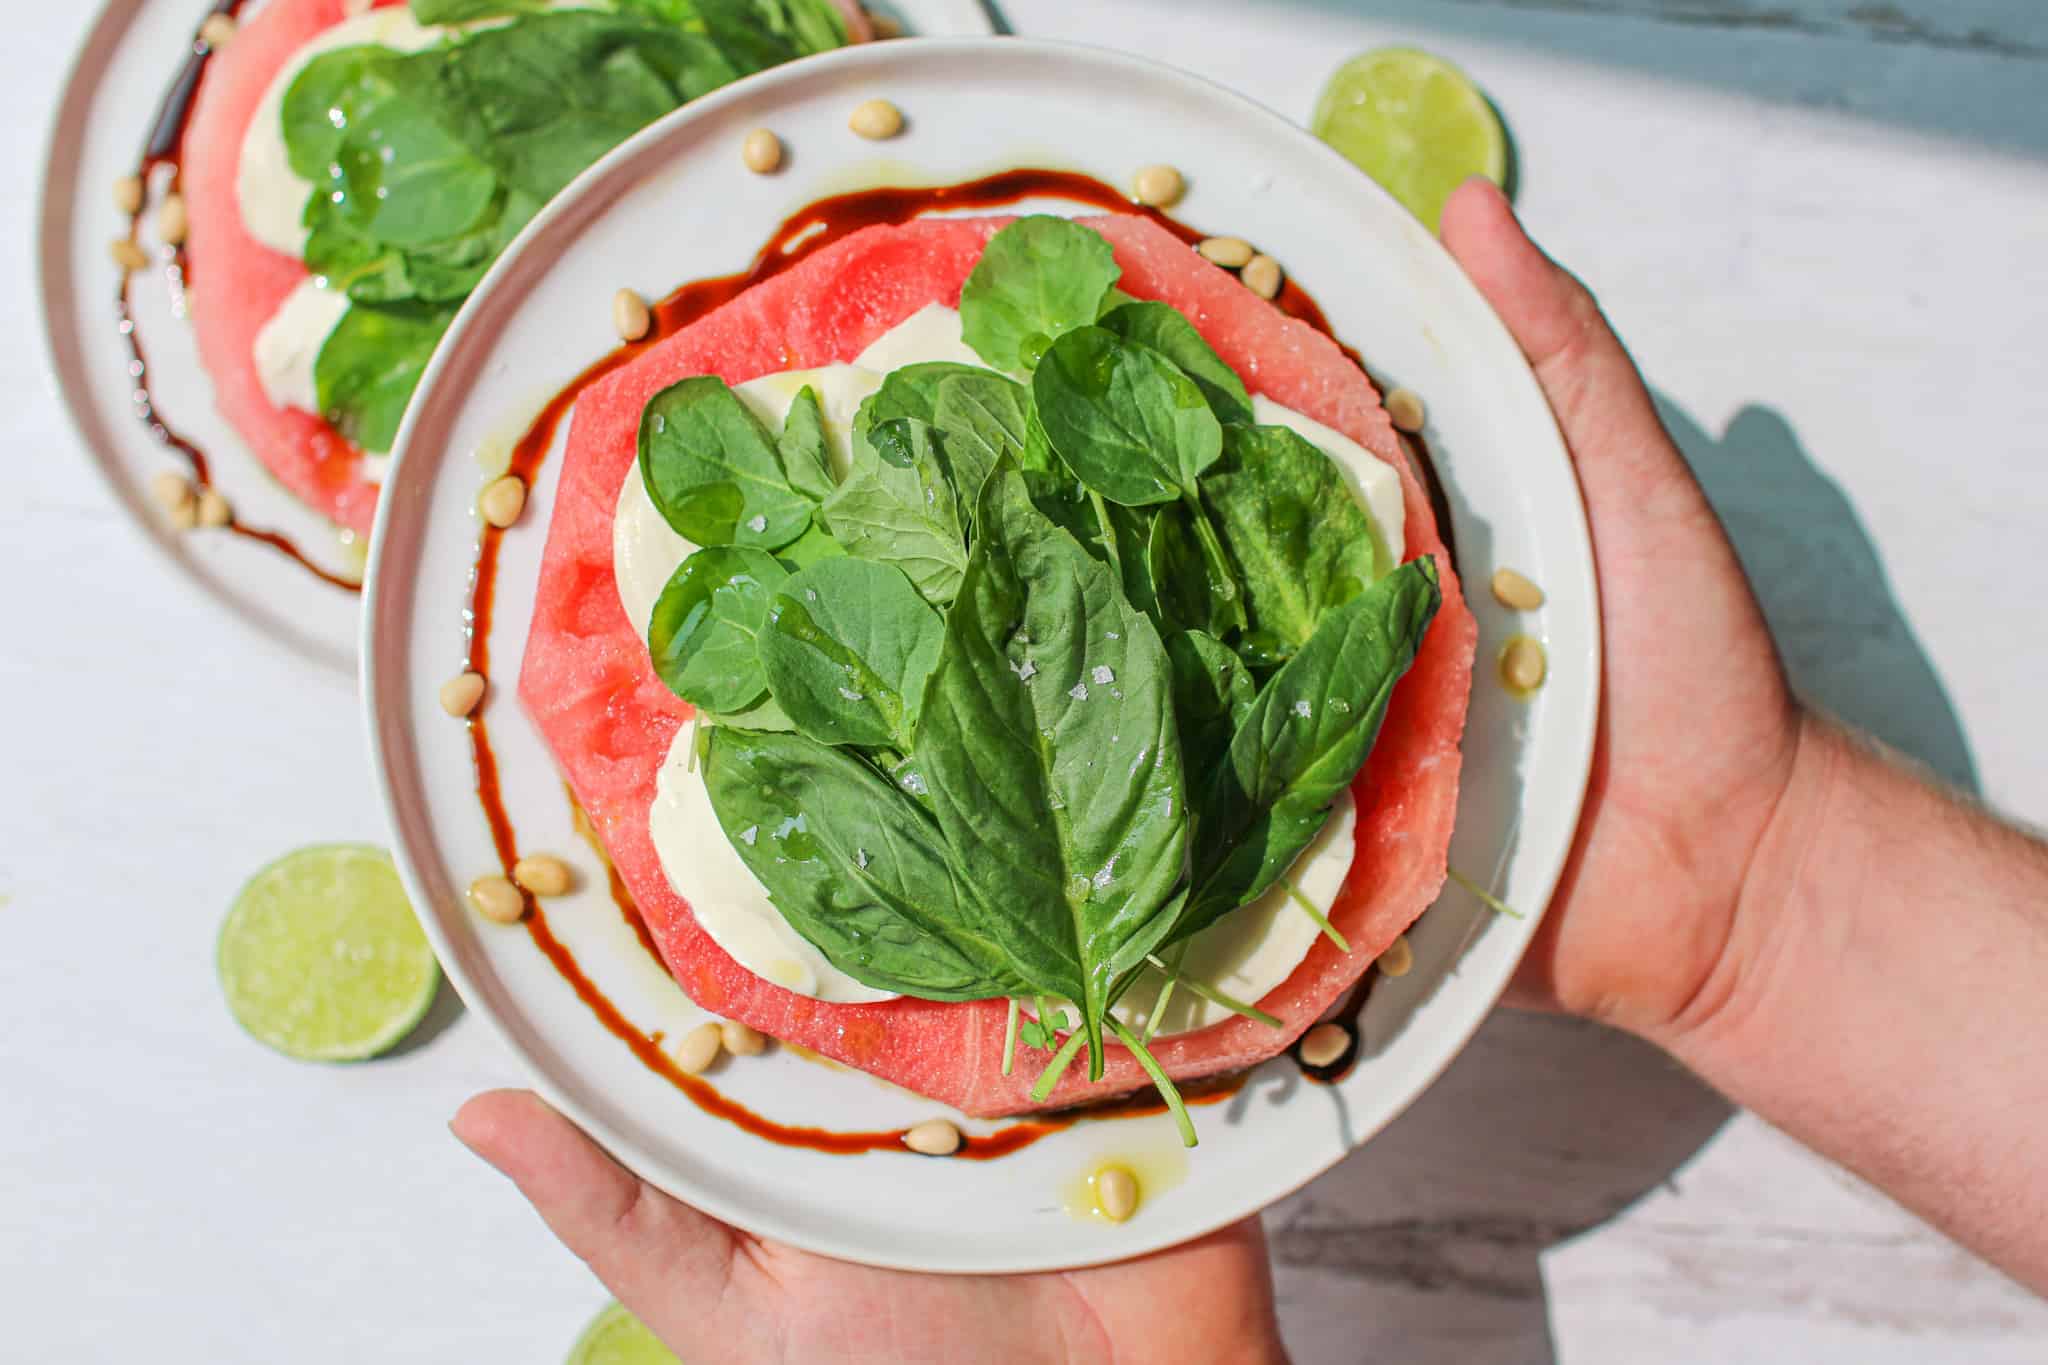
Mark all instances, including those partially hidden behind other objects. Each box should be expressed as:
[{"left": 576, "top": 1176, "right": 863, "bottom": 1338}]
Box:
[
  {"left": 451, "top": 1091, "right": 736, "bottom": 1330},
  {"left": 1438, "top": 178, "right": 1684, "bottom": 510}
]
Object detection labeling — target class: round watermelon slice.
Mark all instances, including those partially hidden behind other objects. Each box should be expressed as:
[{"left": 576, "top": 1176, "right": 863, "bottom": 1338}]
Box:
[
  {"left": 179, "top": 0, "right": 875, "bottom": 539},
  {"left": 519, "top": 214, "right": 1478, "bottom": 1117}
]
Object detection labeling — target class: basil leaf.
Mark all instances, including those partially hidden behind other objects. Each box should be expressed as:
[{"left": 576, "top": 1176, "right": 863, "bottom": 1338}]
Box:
[
  {"left": 1165, "top": 629, "right": 1255, "bottom": 816},
  {"left": 283, "top": 46, "right": 402, "bottom": 183},
  {"left": 701, "top": 693, "right": 795, "bottom": 732},
  {"left": 1180, "top": 557, "right": 1441, "bottom": 937},
  {"left": 930, "top": 372, "right": 1030, "bottom": 509},
  {"left": 703, "top": 728, "right": 1025, "bottom": 1001},
  {"left": 1148, "top": 501, "right": 1244, "bottom": 636},
  {"left": 820, "top": 418, "right": 968, "bottom": 606},
  {"left": 410, "top": 0, "right": 547, "bottom": 20},
  {"left": 331, "top": 94, "right": 500, "bottom": 250},
  {"left": 914, "top": 465, "right": 1187, "bottom": 1074},
  {"left": 778, "top": 385, "right": 836, "bottom": 502},
  {"left": 639, "top": 376, "right": 817, "bottom": 549},
  {"left": 1098, "top": 300, "right": 1253, "bottom": 424},
  {"left": 312, "top": 299, "right": 457, "bottom": 453},
  {"left": 757, "top": 558, "right": 945, "bottom": 750},
  {"left": 1031, "top": 326, "right": 1222, "bottom": 507},
  {"left": 646, "top": 546, "right": 791, "bottom": 713},
  {"left": 1205, "top": 423, "right": 1386, "bottom": 653},
  {"left": 958, "top": 216, "right": 1122, "bottom": 373}
]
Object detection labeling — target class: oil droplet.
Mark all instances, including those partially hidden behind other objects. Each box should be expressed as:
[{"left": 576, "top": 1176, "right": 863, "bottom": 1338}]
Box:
[{"left": 1059, "top": 1146, "right": 1189, "bottom": 1224}]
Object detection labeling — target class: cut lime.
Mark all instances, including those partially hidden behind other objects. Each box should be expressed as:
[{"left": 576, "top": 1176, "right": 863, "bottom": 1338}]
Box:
[
  {"left": 1311, "top": 47, "right": 1508, "bottom": 234},
  {"left": 567, "top": 1303, "right": 681, "bottom": 1365},
  {"left": 217, "top": 844, "right": 439, "bottom": 1062}
]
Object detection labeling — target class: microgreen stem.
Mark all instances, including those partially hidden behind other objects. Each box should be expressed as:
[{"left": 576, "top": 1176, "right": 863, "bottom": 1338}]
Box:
[
  {"left": 1107, "top": 1016, "right": 1197, "bottom": 1149},
  {"left": 1143, "top": 942, "right": 1189, "bottom": 1043},
  {"left": 1447, "top": 866, "right": 1525, "bottom": 920},
  {"left": 1143, "top": 953, "right": 1283, "bottom": 1028},
  {"left": 1002, "top": 997, "right": 1020, "bottom": 1076},
  {"left": 1090, "top": 491, "right": 1123, "bottom": 576},
  {"left": 1029, "top": 1028, "right": 1089, "bottom": 1103},
  {"left": 1285, "top": 882, "right": 1351, "bottom": 952}
]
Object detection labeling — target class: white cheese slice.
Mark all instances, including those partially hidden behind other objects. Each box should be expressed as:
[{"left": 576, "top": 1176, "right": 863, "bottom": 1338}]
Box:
[
  {"left": 852, "top": 303, "right": 989, "bottom": 371},
  {"left": 253, "top": 277, "right": 351, "bottom": 416}
]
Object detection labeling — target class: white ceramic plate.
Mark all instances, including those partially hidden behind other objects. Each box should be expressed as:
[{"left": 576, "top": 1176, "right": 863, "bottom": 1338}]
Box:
[
  {"left": 35, "top": 0, "right": 998, "bottom": 676},
  {"left": 364, "top": 37, "right": 1598, "bottom": 1274}
]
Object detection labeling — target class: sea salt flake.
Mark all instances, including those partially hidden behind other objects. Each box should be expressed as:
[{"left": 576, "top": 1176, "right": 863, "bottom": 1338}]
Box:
[
  {"left": 838, "top": 687, "right": 864, "bottom": 702},
  {"left": 739, "top": 825, "right": 759, "bottom": 846},
  {"left": 1068, "top": 682, "right": 1089, "bottom": 701},
  {"left": 746, "top": 514, "right": 768, "bottom": 533},
  {"left": 1091, "top": 665, "right": 1114, "bottom": 685},
  {"left": 1292, "top": 699, "right": 1312, "bottom": 719}
]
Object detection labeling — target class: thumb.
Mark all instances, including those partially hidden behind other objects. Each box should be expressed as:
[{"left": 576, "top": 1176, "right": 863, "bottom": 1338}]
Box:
[
  {"left": 452, "top": 1090, "right": 740, "bottom": 1343},
  {"left": 1438, "top": 178, "right": 1689, "bottom": 517}
]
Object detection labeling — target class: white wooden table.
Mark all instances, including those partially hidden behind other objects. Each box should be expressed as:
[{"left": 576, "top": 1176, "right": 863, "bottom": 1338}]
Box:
[{"left": 6, "top": 2, "right": 2046, "bottom": 1360}]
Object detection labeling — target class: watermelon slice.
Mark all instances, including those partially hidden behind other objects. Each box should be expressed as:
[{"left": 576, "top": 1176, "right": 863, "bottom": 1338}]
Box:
[
  {"left": 179, "top": 0, "right": 873, "bottom": 539},
  {"left": 520, "top": 215, "right": 1478, "bottom": 1116}
]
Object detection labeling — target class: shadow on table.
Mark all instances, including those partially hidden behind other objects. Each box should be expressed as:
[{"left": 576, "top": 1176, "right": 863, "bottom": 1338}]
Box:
[
  {"left": 1265, "top": 396, "right": 1977, "bottom": 1363},
  {"left": 385, "top": 975, "right": 468, "bottom": 1059}
]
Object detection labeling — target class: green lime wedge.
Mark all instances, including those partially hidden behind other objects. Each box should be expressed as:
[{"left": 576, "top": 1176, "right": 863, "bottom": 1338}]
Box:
[
  {"left": 217, "top": 844, "right": 439, "bottom": 1062},
  {"left": 567, "top": 1303, "right": 681, "bottom": 1365},
  {"left": 1311, "top": 47, "right": 1508, "bottom": 234}
]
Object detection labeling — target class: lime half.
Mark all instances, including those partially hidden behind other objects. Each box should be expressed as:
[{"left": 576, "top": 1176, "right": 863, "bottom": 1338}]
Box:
[
  {"left": 567, "top": 1303, "right": 681, "bottom": 1365},
  {"left": 217, "top": 844, "right": 439, "bottom": 1062},
  {"left": 1311, "top": 47, "right": 1508, "bottom": 234}
]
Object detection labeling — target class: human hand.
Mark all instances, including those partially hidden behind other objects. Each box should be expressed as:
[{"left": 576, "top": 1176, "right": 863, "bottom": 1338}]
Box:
[
  {"left": 452, "top": 1090, "right": 1289, "bottom": 1365},
  {"left": 1438, "top": 179, "right": 1804, "bottom": 1042}
]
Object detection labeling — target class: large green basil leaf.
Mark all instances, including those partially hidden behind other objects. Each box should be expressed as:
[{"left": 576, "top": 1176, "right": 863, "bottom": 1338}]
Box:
[
  {"left": 820, "top": 418, "right": 968, "bottom": 606},
  {"left": 646, "top": 546, "right": 791, "bottom": 713},
  {"left": 1031, "top": 325, "right": 1223, "bottom": 506},
  {"left": 312, "top": 299, "right": 457, "bottom": 453},
  {"left": 958, "top": 216, "right": 1121, "bottom": 373},
  {"left": 1165, "top": 629, "right": 1255, "bottom": 823},
  {"left": 1098, "top": 300, "right": 1252, "bottom": 424},
  {"left": 914, "top": 465, "right": 1187, "bottom": 1074},
  {"left": 639, "top": 377, "right": 817, "bottom": 549},
  {"left": 757, "top": 558, "right": 945, "bottom": 750},
  {"left": 1205, "top": 423, "right": 1386, "bottom": 653},
  {"left": 702, "top": 728, "right": 1025, "bottom": 1001},
  {"left": 930, "top": 372, "right": 1030, "bottom": 509},
  {"left": 1147, "top": 501, "right": 1247, "bottom": 636},
  {"left": 1179, "top": 557, "right": 1441, "bottom": 938}
]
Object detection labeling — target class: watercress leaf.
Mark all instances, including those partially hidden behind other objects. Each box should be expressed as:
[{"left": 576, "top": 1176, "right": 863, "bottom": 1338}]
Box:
[
  {"left": 820, "top": 417, "right": 968, "bottom": 606},
  {"left": 1031, "top": 326, "right": 1222, "bottom": 507},
  {"left": 914, "top": 464, "right": 1188, "bottom": 1074},
  {"left": 1205, "top": 423, "right": 1384, "bottom": 652},
  {"left": 774, "top": 522, "right": 846, "bottom": 571},
  {"left": 757, "top": 558, "right": 945, "bottom": 750},
  {"left": 1180, "top": 557, "right": 1441, "bottom": 936},
  {"left": 1098, "top": 300, "right": 1253, "bottom": 424},
  {"left": 703, "top": 727, "right": 1026, "bottom": 1001},
  {"left": 700, "top": 692, "right": 795, "bottom": 732},
  {"left": 854, "top": 362, "right": 993, "bottom": 445},
  {"left": 930, "top": 372, "right": 1030, "bottom": 508},
  {"left": 281, "top": 46, "right": 402, "bottom": 184},
  {"left": 778, "top": 386, "right": 836, "bottom": 503},
  {"left": 1148, "top": 501, "right": 1245, "bottom": 637},
  {"left": 646, "top": 545, "right": 791, "bottom": 713},
  {"left": 312, "top": 299, "right": 457, "bottom": 453},
  {"left": 958, "top": 216, "right": 1122, "bottom": 373},
  {"left": 639, "top": 376, "right": 815, "bottom": 549}
]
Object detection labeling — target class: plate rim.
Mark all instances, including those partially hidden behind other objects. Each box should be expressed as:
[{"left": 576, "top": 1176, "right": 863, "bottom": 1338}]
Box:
[{"left": 362, "top": 34, "right": 1602, "bottom": 1274}]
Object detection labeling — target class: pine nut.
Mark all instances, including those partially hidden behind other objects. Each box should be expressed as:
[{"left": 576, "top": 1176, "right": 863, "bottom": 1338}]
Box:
[
  {"left": 114, "top": 175, "right": 145, "bottom": 216},
  {"left": 468, "top": 875, "right": 526, "bottom": 924},
  {"left": 150, "top": 470, "right": 194, "bottom": 511},
  {"left": 720, "top": 1020, "right": 767, "bottom": 1056},
  {"left": 439, "top": 670, "right": 486, "bottom": 718},
  {"left": 675, "top": 1021, "right": 723, "bottom": 1075},
  {"left": 111, "top": 238, "right": 149, "bottom": 272},
  {"left": 848, "top": 98, "right": 904, "bottom": 140},
  {"left": 904, "top": 1118, "right": 962, "bottom": 1156},
  {"left": 612, "top": 287, "right": 651, "bottom": 343},
  {"left": 1095, "top": 1165, "right": 1140, "bottom": 1222},
  {"left": 1500, "top": 636, "right": 1547, "bottom": 694},
  {"left": 512, "top": 854, "right": 573, "bottom": 898},
  {"left": 1198, "top": 235, "right": 1254, "bottom": 268},
  {"left": 1386, "top": 387, "right": 1426, "bottom": 434},
  {"left": 166, "top": 493, "right": 200, "bottom": 530},
  {"left": 871, "top": 13, "right": 904, "bottom": 38},
  {"left": 1298, "top": 1022, "right": 1351, "bottom": 1068},
  {"left": 479, "top": 474, "right": 526, "bottom": 528},
  {"left": 1490, "top": 567, "right": 1545, "bottom": 611},
  {"left": 1241, "top": 253, "right": 1282, "bottom": 300},
  {"left": 157, "top": 194, "right": 189, "bottom": 247},
  {"left": 198, "top": 14, "right": 238, "bottom": 49},
  {"left": 1132, "top": 163, "right": 1185, "bottom": 208},
  {"left": 195, "top": 488, "right": 232, "bottom": 528},
  {"left": 1378, "top": 933, "right": 1415, "bottom": 978},
  {"left": 741, "top": 127, "right": 783, "bottom": 174}
]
